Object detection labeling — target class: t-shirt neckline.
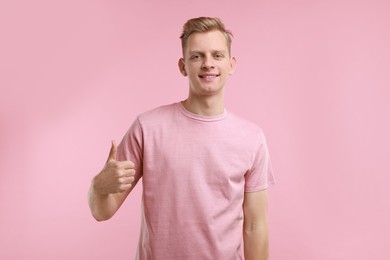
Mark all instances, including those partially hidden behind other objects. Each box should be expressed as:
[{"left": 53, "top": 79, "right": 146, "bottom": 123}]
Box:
[{"left": 176, "top": 101, "right": 228, "bottom": 122}]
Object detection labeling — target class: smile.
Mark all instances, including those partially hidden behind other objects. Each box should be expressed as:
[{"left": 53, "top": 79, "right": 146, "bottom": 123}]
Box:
[{"left": 199, "top": 74, "right": 220, "bottom": 79}]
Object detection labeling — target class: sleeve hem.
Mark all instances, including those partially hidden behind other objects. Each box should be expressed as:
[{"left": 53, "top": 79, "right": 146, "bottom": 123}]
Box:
[{"left": 244, "top": 181, "right": 275, "bottom": 193}]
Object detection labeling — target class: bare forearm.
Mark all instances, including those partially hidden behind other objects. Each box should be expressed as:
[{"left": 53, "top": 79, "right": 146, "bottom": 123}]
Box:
[
  {"left": 243, "top": 228, "right": 269, "bottom": 260},
  {"left": 88, "top": 141, "right": 137, "bottom": 221},
  {"left": 88, "top": 180, "right": 119, "bottom": 221}
]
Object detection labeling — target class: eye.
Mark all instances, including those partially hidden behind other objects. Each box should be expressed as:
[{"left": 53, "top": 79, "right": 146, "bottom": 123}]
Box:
[
  {"left": 214, "top": 53, "right": 224, "bottom": 59},
  {"left": 190, "top": 54, "right": 201, "bottom": 60}
]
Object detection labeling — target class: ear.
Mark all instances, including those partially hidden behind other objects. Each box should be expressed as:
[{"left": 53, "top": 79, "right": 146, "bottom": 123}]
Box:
[
  {"left": 228, "top": 56, "right": 237, "bottom": 75},
  {"left": 178, "top": 58, "right": 187, "bottom": 76}
]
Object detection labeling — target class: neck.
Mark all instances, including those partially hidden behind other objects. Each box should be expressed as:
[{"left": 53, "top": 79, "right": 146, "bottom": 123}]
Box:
[{"left": 182, "top": 93, "right": 225, "bottom": 116}]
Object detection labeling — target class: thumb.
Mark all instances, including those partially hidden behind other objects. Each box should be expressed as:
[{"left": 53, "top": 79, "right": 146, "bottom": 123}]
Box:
[{"left": 107, "top": 140, "right": 117, "bottom": 162}]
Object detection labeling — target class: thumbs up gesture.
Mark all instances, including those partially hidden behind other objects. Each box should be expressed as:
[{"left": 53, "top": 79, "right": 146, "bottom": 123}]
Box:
[{"left": 93, "top": 141, "right": 136, "bottom": 195}]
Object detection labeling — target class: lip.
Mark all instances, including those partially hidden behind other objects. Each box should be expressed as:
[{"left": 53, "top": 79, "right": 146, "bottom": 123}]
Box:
[{"left": 198, "top": 73, "right": 220, "bottom": 79}]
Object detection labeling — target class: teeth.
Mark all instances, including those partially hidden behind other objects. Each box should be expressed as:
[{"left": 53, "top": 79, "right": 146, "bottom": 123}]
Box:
[{"left": 200, "top": 75, "right": 218, "bottom": 78}]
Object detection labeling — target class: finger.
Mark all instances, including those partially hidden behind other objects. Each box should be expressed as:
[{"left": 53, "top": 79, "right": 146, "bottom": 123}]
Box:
[
  {"left": 123, "top": 169, "right": 136, "bottom": 177},
  {"left": 115, "top": 167, "right": 135, "bottom": 176},
  {"left": 119, "top": 176, "right": 135, "bottom": 185},
  {"left": 116, "top": 168, "right": 135, "bottom": 178},
  {"left": 118, "top": 183, "right": 132, "bottom": 192},
  {"left": 117, "top": 160, "right": 135, "bottom": 169},
  {"left": 106, "top": 140, "right": 117, "bottom": 162}
]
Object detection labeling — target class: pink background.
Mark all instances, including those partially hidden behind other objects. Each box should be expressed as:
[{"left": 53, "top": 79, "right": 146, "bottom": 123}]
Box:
[{"left": 1, "top": 0, "right": 389, "bottom": 259}]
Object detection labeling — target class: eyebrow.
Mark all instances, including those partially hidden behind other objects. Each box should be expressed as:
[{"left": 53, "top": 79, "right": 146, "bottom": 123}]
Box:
[{"left": 188, "top": 50, "right": 227, "bottom": 54}]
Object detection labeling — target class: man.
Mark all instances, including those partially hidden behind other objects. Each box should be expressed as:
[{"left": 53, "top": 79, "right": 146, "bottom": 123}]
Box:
[{"left": 89, "top": 17, "right": 275, "bottom": 260}]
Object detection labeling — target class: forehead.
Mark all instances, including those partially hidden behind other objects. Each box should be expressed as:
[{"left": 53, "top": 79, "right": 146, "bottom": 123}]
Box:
[{"left": 186, "top": 30, "right": 229, "bottom": 53}]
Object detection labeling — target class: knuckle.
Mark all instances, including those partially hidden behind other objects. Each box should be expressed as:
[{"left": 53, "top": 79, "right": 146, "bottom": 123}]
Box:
[
  {"left": 125, "top": 160, "right": 134, "bottom": 168},
  {"left": 117, "top": 177, "right": 125, "bottom": 184},
  {"left": 115, "top": 170, "right": 123, "bottom": 177},
  {"left": 108, "top": 161, "right": 119, "bottom": 170}
]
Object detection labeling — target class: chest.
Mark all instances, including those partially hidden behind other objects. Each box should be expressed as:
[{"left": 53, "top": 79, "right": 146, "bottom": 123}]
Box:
[{"left": 141, "top": 123, "right": 253, "bottom": 190}]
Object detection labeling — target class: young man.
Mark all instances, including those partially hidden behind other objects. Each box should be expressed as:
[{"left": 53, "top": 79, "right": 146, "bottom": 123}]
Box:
[{"left": 89, "top": 17, "right": 275, "bottom": 260}]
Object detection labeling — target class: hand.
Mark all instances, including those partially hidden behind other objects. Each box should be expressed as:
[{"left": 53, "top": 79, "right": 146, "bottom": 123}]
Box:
[{"left": 93, "top": 141, "right": 136, "bottom": 195}]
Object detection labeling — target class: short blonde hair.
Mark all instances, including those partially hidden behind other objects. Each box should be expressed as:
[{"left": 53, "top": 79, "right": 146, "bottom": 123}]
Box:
[{"left": 180, "top": 17, "right": 233, "bottom": 56}]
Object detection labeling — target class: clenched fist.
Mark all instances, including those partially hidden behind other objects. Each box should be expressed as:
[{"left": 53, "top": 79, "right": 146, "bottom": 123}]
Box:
[{"left": 93, "top": 141, "right": 136, "bottom": 195}]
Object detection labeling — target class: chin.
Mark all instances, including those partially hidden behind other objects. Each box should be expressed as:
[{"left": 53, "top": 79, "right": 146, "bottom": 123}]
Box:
[{"left": 198, "top": 86, "right": 224, "bottom": 96}]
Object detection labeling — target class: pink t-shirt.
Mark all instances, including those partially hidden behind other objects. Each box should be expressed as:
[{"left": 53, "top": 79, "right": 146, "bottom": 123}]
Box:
[{"left": 117, "top": 102, "right": 275, "bottom": 260}]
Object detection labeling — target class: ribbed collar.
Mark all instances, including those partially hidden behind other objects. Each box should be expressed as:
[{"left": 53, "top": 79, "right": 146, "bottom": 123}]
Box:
[{"left": 176, "top": 101, "right": 228, "bottom": 122}]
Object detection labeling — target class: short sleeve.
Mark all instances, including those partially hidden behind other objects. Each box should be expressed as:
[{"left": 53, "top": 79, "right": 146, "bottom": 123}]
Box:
[
  {"left": 244, "top": 130, "right": 275, "bottom": 192},
  {"left": 116, "top": 117, "right": 143, "bottom": 182}
]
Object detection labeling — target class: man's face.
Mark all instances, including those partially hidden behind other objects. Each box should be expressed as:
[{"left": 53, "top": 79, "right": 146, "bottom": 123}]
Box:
[{"left": 179, "top": 30, "right": 236, "bottom": 97}]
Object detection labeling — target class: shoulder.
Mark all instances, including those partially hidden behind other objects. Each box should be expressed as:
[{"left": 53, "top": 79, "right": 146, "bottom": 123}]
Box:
[
  {"left": 137, "top": 103, "right": 178, "bottom": 126},
  {"left": 227, "top": 111, "right": 265, "bottom": 138}
]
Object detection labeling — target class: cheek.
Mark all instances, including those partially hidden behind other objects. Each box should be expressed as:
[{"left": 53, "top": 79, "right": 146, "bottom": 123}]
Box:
[
  {"left": 222, "top": 64, "right": 233, "bottom": 74},
  {"left": 186, "top": 65, "right": 199, "bottom": 76}
]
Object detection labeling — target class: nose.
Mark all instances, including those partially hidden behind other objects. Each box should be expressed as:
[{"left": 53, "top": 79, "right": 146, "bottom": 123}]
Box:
[{"left": 201, "top": 55, "right": 215, "bottom": 70}]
